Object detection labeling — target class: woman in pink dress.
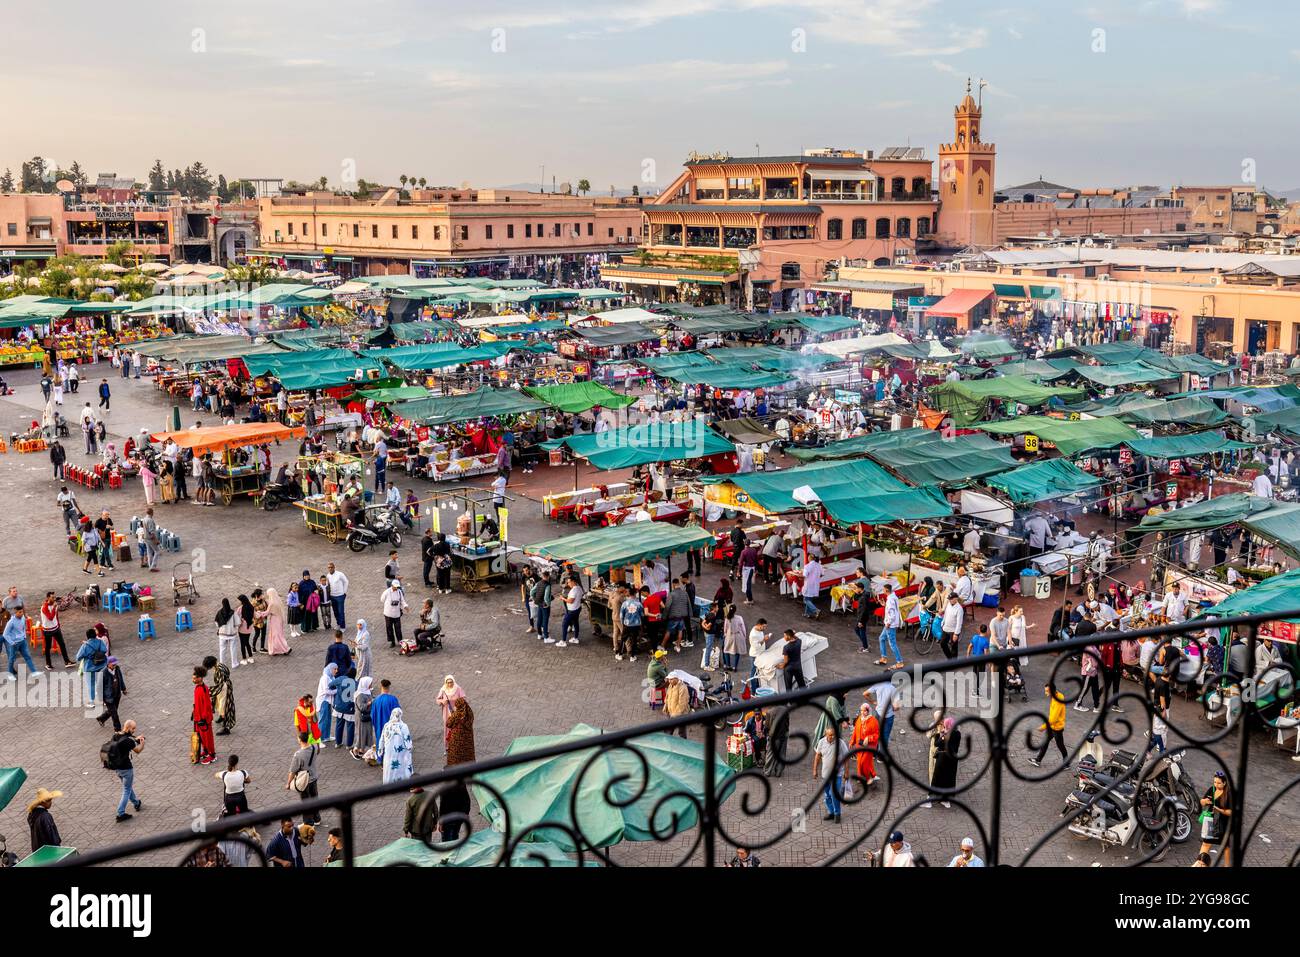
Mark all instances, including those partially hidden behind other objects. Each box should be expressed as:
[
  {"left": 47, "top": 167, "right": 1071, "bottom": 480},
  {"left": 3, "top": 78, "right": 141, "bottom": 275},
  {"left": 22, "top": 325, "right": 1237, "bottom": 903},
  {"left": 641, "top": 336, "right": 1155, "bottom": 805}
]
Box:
[
  {"left": 139, "top": 459, "right": 158, "bottom": 506},
  {"left": 264, "top": 587, "right": 291, "bottom": 656}
]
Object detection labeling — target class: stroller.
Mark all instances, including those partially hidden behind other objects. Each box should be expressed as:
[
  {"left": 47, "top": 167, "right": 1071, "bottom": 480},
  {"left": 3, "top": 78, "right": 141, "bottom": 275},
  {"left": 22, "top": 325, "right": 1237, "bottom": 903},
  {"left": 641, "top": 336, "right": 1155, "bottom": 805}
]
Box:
[
  {"left": 172, "top": 561, "right": 199, "bottom": 605},
  {"left": 1003, "top": 657, "right": 1028, "bottom": 701}
]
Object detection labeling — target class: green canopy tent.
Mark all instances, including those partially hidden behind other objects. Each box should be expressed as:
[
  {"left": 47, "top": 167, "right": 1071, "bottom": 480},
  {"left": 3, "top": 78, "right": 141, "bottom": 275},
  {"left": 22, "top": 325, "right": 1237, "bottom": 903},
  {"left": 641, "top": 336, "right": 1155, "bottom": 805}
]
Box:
[
  {"left": 666, "top": 312, "right": 772, "bottom": 335},
  {"left": 1141, "top": 353, "right": 1232, "bottom": 378},
  {"left": 639, "top": 352, "right": 718, "bottom": 378},
  {"left": 1120, "top": 396, "right": 1228, "bottom": 427},
  {"left": 811, "top": 485, "right": 953, "bottom": 526},
  {"left": 706, "top": 344, "right": 840, "bottom": 373},
  {"left": 1139, "top": 495, "right": 1300, "bottom": 561},
  {"left": 1078, "top": 341, "right": 1160, "bottom": 365},
  {"left": 662, "top": 366, "right": 793, "bottom": 390},
  {"left": 997, "top": 358, "right": 1079, "bottom": 381},
  {"left": 784, "top": 313, "right": 861, "bottom": 335},
  {"left": 984, "top": 458, "right": 1104, "bottom": 504},
  {"left": 1195, "top": 568, "right": 1300, "bottom": 624},
  {"left": 1176, "top": 385, "right": 1300, "bottom": 414},
  {"left": 881, "top": 340, "right": 960, "bottom": 362},
  {"left": 705, "top": 458, "right": 908, "bottom": 515},
  {"left": 0, "top": 767, "right": 27, "bottom": 812},
  {"left": 386, "top": 321, "right": 450, "bottom": 341},
  {"left": 523, "top": 381, "right": 637, "bottom": 414},
  {"left": 351, "top": 385, "right": 431, "bottom": 404},
  {"left": 1067, "top": 362, "right": 1179, "bottom": 388},
  {"left": 786, "top": 426, "right": 936, "bottom": 462},
  {"left": 390, "top": 388, "right": 548, "bottom": 427},
  {"left": 956, "top": 336, "right": 1021, "bottom": 360},
  {"left": 332, "top": 833, "right": 594, "bottom": 867},
  {"left": 976, "top": 415, "right": 1140, "bottom": 457},
  {"left": 928, "top": 375, "right": 1084, "bottom": 426},
  {"left": 541, "top": 420, "right": 734, "bottom": 470},
  {"left": 568, "top": 322, "right": 664, "bottom": 347},
  {"left": 869, "top": 431, "right": 1018, "bottom": 486},
  {"left": 1124, "top": 431, "right": 1256, "bottom": 459},
  {"left": 525, "top": 522, "right": 715, "bottom": 574},
  {"left": 1247, "top": 408, "right": 1300, "bottom": 441},
  {"left": 472, "top": 723, "right": 734, "bottom": 852}
]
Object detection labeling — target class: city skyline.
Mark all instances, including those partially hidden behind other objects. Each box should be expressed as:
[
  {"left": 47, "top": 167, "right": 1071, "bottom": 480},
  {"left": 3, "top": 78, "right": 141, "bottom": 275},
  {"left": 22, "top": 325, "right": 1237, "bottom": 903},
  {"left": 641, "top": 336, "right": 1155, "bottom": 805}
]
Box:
[{"left": 4, "top": 0, "right": 1297, "bottom": 194}]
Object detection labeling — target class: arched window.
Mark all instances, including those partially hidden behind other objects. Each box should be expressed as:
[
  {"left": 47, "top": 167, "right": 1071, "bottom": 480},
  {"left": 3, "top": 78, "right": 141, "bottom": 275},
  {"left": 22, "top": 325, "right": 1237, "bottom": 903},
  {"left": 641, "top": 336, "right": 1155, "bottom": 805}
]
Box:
[
  {"left": 851, "top": 218, "right": 867, "bottom": 239},
  {"left": 827, "top": 218, "right": 842, "bottom": 240},
  {"left": 896, "top": 217, "right": 911, "bottom": 238},
  {"left": 874, "top": 217, "right": 890, "bottom": 238},
  {"left": 873, "top": 257, "right": 891, "bottom": 267},
  {"left": 916, "top": 217, "right": 930, "bottom": 238},
  {"left": 977, "top": 180, "right": 985, "bottom": 196},
  {"left": 950, "top": 182, "right": 958, "bottom": 194}
]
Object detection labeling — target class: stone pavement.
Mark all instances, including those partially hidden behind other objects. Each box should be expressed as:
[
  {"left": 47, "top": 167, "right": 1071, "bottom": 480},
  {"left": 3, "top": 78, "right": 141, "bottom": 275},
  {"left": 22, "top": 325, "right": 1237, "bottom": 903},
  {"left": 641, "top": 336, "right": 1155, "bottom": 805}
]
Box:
[{"left": 0, "top": 360, "right": 1294, "bottom": 867}]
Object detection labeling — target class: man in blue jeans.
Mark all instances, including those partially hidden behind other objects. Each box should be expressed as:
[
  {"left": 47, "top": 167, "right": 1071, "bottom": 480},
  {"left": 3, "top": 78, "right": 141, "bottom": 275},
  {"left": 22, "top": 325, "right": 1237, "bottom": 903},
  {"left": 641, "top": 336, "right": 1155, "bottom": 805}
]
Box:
[
  {"left": 2, "top": 603, "right": 41, "bottom": 681},
  {"left": 109, "top": 720, "right": 145, "bottom": 822},
  {"left": 877, "top": 581, "right": 904, "bottom": 669},
  {"left": 812, "top": 725, "right": 848, "bottom": 823}
]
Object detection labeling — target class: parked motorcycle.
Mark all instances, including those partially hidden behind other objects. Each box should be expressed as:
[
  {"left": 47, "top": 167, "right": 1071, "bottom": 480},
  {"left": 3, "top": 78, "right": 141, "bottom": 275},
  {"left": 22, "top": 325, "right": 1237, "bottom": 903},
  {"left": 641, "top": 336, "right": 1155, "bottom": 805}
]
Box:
[
  {"left": 697, "top": 672, "right": 739, "bottom": 731},
  {"left": 1062, "top": 746, "right": 1195, "bottom": 860},
  {"left": 346, "top": 507, "right": 403, "bottom": 552},
  {"left": 260, "top": 481, "right": 304, "bottom": 511}
]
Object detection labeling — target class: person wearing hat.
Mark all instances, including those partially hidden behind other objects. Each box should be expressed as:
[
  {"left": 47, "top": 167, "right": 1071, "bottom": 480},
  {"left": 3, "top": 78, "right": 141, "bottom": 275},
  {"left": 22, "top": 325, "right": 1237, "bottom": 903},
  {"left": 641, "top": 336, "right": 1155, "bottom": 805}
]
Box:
[
  {"left": 380, "top": 577, "right": 408, "bottom": 648},
  {"left": 880, "top": 830, "right": 915, "bottom": 867},
  {"left": 948, "top": 837, "right": 984, "bottom": 867},
  {"left": 646, "top": 649, "right": 669, "bottom": 695},
  {"left": 27, "top": 787, "right": 62, "bottom": 854}
]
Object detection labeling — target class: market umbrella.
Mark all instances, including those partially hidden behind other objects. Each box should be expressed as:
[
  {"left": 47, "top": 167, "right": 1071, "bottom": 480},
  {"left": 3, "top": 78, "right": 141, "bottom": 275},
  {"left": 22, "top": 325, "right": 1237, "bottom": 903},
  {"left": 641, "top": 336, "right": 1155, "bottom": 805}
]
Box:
[
  {"left": 0, "top": 768, "right": 27, "bottom": 812},
  {"left": 334, "top": 832, "right": 595, "bottom": 867},
  {"left": 473, "top": 723, "right": 735, "bottom": 852}
]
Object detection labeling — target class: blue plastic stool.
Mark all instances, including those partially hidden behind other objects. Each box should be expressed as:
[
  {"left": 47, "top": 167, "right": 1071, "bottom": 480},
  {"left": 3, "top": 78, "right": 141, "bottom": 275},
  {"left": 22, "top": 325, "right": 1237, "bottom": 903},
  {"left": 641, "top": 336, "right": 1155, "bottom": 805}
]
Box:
[
  {"left": 111, "top": 592, "right": 133, "bottom": 614},
  {"left": 137, "top": 617, "right": 156, "bottom": 641},
  {"left": 175, "top": 608, "right": 193, "bottom": 632},
  {"left": 102, "top": 589, "right": 119, "bottom": 610}
]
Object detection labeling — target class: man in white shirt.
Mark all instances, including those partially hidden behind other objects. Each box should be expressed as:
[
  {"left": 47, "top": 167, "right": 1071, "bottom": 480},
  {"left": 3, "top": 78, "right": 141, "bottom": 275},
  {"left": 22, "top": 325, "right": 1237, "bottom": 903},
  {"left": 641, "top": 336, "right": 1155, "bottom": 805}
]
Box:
[
  {"left": 325, "top": 562, "right": 349, "bottom": 626},
  {"left": 380, "top": 578, "right": 408, "bottom": 648},
  {"left": 962, "top": 526, "right": 982, "bottom": 556},
  {"left": 491, "top": 471, "right": 508, "bottom": 524},
  {"left": 877, "top": 582, "right": 903, "bottom": 668},
  {"left": 1252, "top": 470, "right": 1274, "bottom": 499},
  {"left": 811, "top": 726, "right": 848, "bottom": 823},
  {"left": 1162, "top": 585, "right": 1188, "bottom": 624},
  {"left": 954, "top": 566, "right": 974, "bottom": 606},
  {"left": 948, "top": 837, "right": 985, "bottom": 867},
  {"left": 560, "top": 575, "right": 584, "bottom": 646},
  {"left": 940, "top": 589, "right": 964, "bottom": 659},
  {"left": 881, "top": 830, "right": 916, "bottom": 867},
  {"left": 1024, "top": 513, "right": 1051, "bottom": 552},
  {"left": 800, "top": 557, "right": 823, "bottom": 620}
]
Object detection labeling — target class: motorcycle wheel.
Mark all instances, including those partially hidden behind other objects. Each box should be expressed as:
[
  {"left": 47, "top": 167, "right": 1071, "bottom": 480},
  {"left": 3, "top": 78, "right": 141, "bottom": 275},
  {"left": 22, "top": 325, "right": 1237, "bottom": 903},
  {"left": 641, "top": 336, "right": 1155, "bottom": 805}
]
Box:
[
  {"left": 1139, "top": 829, "right": 1169, "bottom": 862},
  {"left": 346, "top": 533, "right": 367, "bottom": 553},
  {"left": 390, "top": 530, "right": 402, "bottom": 549},
  {"left": 1172, "top": 808, "right": 1193, "bottom": 844}
]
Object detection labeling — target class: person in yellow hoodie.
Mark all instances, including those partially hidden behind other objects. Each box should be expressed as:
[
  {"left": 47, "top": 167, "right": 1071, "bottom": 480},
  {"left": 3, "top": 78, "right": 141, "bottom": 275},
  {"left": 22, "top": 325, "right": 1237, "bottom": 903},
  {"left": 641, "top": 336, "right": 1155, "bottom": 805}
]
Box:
[{"left": 1028, "top": 683, "right": 1068, "bottom": 767}]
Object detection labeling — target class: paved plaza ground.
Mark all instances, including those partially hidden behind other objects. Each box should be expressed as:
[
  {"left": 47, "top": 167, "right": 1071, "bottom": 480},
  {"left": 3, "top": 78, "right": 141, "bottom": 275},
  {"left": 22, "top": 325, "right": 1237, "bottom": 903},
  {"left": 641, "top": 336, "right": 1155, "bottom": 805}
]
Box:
[{"left": 0, "top": 361, "right": 1295, "bottom": 867}]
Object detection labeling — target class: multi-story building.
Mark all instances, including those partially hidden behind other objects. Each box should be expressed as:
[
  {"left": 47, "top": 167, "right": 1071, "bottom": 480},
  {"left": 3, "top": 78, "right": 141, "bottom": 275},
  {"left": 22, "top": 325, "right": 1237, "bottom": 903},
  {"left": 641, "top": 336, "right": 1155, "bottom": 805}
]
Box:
[
  {"left": 253, "top": 188, "right": 643, "bottom": 280},
  {"left": 991, "top": 183, "right": 1189, "bottom": 243},
  {"left": 1170, "top": 185, "right": 1260, "bottom": 234},
  {"left": 62, "top": 197, "right": 173, "bottom": 261},
  {"left": 0, "top": 193, "right": 64, "bottom": 269},
  {"left": 602, "top": 146, "right": 940, "bottom": 310}
]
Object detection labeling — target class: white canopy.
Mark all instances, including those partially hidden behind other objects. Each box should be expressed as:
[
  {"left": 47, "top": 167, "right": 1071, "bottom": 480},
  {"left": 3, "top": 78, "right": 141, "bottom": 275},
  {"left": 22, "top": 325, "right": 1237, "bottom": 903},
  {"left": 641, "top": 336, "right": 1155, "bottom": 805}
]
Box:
[
  {"left": 813, "top": 332, "right": 908, "bottom": 358},
  {"left": 590, "top": 307, "right": 662, "bottom": 324}
]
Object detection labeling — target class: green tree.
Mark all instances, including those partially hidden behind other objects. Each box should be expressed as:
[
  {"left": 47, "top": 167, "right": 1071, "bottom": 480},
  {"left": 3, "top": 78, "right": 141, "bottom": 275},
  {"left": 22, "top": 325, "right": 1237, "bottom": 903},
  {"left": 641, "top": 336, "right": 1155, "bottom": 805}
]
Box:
[
  {"left": 67, "top": 161, "right": 88, "bottom": 189},
  {"left": 148, "top": 159, "right": 166, "bottom": 191},
  {"left": 183, "top": 161, "right": 213, "bottom": 199},
  {"left": 117, "top": 271, "right": 155, "bottom": 301},
  {"left": 631, "top": 184, "right": 639, "bottom": 196},
  {"left": 105, "top": 240, "right": 133, "bottom": 266},
  {"left": 216, "top": 174, "right": 230, "bottom": 202},
  {"left": 0, "top": 169, "right": 12, "bottom": 192},
  {"left": 20, "top": 156, "right": 48, "bottom": 192},
  {"left": 577, "top": 178, "right": 591, "bottom": 195},
  {"left": 316, "top": 176, "right": 328, "bottom": 190},
  {"left": 418, "top": 177, "right": 427, "bottom": 189},
  {"left": 399, "top": 175, "right": 408, "bottom": 190}
]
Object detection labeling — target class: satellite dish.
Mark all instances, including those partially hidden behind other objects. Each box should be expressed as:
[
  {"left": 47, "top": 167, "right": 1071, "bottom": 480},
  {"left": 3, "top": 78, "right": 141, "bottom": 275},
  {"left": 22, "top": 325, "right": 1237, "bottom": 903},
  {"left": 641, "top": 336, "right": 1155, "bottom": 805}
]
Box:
[
  {"left": 559, "top": 181, "right": 572, "bottom": 195},
  {"left": 1051, "top": 228, "right": 1061, "bottom": 238},
  {"left": 55, "top": 179, "right": 75, "bottom": 193},
  {"left": 1143, "top": 228, "right": 1151, "bottom": 235},
  {"left": 1037, "top": 231, "right": 1047, "bottom": 238},
  {"left": 1082, "top": 238, "right": 1095, "bottom": 247},
  {"left": 1264, "top": 225, "right": 1276, "bottom": 235}
]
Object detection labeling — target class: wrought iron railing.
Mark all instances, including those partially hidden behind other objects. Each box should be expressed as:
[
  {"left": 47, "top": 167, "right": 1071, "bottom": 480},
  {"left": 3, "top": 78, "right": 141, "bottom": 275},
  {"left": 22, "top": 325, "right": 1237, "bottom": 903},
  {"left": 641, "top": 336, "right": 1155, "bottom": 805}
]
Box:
[{"left": 64, "top": 609, "right": 1299, "bottom": 867}]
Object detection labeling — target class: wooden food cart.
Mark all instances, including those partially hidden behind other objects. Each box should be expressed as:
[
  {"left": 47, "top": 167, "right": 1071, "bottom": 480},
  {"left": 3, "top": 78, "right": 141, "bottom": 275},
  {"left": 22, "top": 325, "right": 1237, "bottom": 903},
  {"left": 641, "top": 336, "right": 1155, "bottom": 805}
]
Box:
[
  {"left": 150, "top": 422, "right": 306, "bottom": 506},
  {"left": 295, "top": 496, "right": 348, "bottom": 543}
]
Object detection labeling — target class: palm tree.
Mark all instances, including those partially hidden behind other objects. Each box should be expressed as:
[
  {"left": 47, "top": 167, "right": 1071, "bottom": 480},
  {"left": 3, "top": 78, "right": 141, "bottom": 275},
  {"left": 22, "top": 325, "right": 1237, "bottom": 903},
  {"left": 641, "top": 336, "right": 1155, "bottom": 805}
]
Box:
[
  {"left": 399, "top": 175, "right": 408, "bottom": 189},
  {"left": 418, "top": 177, "right": 427, "bottom": 189},
  {"left": 577, "top": 179, "right": 591, "bottom": 196}
]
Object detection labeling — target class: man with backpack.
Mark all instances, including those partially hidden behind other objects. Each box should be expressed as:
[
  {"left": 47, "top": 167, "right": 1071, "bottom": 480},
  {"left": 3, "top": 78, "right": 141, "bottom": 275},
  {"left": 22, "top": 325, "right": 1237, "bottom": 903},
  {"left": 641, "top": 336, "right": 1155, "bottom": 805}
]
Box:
[
  {"left": 141, "top": 507, "right": 162, "bottom": 572},
  {"left": 103, "top": 720, "right": 145, "bottom": 823},
  {"left": 76, "top": 627, "right": 109, "bottom": 702},
  {"left": 285, "top": 731, "right": 321, "bottom": 825}
]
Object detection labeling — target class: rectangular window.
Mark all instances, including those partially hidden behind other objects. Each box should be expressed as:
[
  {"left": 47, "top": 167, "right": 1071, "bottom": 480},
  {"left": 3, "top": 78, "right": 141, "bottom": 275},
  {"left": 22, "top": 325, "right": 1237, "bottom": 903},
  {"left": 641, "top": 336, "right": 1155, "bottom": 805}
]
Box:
[
  {"left": 412, "top": 225, "right": 419, "bottom": 239},
  {"left": 608, "top": 227, "right": 614, "bottom": 238},
  {"left": 321, "top": 223, "right": 327, "bottom": 236},
  {"left": 507, "top": 224, "right": 514, "bottom": 239},
  {"left": 288, "top": 222, "right": 294, "bottom": 236},
  {"left": 485, "top": 225, "right": 492, "bottom": 239},
  {"left": 392, "top": 225, "right": 398, "bottom": 239},
  {"left": 537, "top": 223, "right": 543, "bottom": 237},
  {"left": 433, "top": 226, "right": 441, "bottom": 240},
  {"left": 6, "top": 223, "right": 15, "bottom": 236},
  {"left": 372, "top": 224, "right": 378, "bottom": 238},
  {"left": 525, "top": 223, "right": 532, "bottom": 238},
  {"left": 352, "top": 224, "right": 359, "bottom": 238},
  {"left": 302, "top": 223, "right": 308, "bottom": 236},
  {"left": 574, "top": 223, "right": 580, "bottom": 235},
  {"left": 586, "top": 222, "right": 593, "bottom": 236},
  {"left": 553, "top": 223, "right": 561, "bottom": 237},
  {"left": 460, "top": 225, "right": 469, "bottom": 240}
]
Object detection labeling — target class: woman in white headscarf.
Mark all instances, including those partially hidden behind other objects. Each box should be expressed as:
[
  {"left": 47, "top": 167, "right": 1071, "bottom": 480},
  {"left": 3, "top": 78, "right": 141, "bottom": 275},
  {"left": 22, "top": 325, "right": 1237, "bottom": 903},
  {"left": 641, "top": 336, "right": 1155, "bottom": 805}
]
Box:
[
  {"left": 377, "top": 707, "right": 413, "bottom": 784},
  {"left": 350, "top": 675, "right": 376, "bottom": 761},
  {"left": 264, "top": 587, "right": 290, "bottom": 656},
  {"left": 315, "top": 663, "right": 339, "bottom": 745},
  {"left": 352, "top": 619, "right": 372, "bottom": 681}
]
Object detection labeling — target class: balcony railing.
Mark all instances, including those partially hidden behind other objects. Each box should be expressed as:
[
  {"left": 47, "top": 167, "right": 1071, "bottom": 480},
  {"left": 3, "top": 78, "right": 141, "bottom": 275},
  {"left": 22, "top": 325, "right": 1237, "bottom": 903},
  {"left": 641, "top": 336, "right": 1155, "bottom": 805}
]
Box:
[{"left": 61, "top": 609, "right": 1298, "bottom": 867}]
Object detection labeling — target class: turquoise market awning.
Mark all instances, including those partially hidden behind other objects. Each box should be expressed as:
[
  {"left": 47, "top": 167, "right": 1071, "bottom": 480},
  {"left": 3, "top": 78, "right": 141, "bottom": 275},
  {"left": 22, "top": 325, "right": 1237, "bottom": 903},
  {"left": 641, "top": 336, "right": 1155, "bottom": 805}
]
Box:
[
  {"left": 390, "top": 388, "right": 547, "bottom": 426},
  {"left": 542, "top": 420, "right": 734, "bottom": 470},
  {"left": 710, "top": 458, "right": 908, "bottom": 514},
  {"left": 525, "top": 523, "right": 716, "bottom": 574},
  {"left": 814, "top": 485, "right": 953, "bottom": 526},
  {"left": 1125, "top": 431, "right": 1256, "bottom": 459},
  {"left": 984, "top": 459, "right": 1103, "bottom": 504}
]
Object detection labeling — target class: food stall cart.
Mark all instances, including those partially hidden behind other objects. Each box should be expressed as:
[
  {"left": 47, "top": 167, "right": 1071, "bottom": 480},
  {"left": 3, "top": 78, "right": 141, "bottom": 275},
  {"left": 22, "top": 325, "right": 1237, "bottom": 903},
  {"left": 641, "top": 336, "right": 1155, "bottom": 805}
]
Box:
[
  {"left": 150, "top": 422, "right": 306, "bottom": 506},
  {"left": 296, "top": 496, "right": 349, "bottom": 543},
  {"left": 522, "top": 522, "right": 714, "bottom": 642},
  {"left": 424, "top": 486, "right": 515, "bottom": 594}
]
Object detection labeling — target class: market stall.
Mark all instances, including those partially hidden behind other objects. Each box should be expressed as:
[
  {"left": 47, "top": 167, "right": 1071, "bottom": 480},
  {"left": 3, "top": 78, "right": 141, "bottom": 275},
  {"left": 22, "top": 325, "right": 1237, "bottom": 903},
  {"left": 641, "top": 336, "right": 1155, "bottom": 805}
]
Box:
[{"left": 150, "top": 423, "right": 306, "bottom": 506}]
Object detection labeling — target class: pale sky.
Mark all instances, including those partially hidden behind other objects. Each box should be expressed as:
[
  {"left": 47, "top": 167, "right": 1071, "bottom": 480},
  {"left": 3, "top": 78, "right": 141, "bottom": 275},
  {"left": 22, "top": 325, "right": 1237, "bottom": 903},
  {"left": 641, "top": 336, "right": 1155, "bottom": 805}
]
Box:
[{"left": 3, "top": 0, "right": 1296, "bottom": 194}]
